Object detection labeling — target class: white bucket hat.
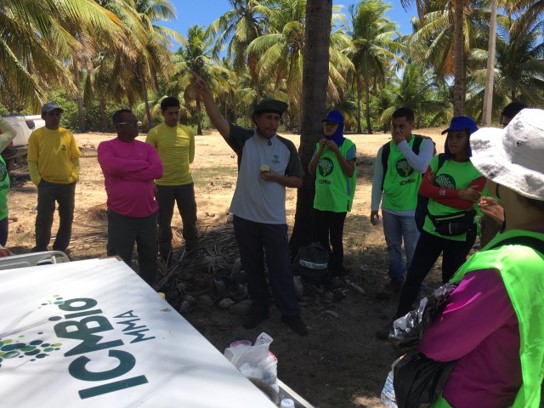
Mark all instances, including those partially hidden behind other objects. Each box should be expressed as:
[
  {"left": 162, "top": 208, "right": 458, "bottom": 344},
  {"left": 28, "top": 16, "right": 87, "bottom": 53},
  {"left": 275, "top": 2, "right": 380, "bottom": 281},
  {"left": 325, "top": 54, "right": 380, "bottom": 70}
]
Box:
[{"left": 470, "top": 108, "right": 544, "bottom": 201}]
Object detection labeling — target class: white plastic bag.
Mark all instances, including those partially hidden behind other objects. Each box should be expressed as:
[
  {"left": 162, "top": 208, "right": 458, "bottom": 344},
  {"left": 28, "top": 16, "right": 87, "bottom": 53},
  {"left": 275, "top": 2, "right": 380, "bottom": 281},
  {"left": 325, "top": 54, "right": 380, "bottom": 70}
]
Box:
[{"left": 224, "top": 332, "right": 279, "bottom": 393}]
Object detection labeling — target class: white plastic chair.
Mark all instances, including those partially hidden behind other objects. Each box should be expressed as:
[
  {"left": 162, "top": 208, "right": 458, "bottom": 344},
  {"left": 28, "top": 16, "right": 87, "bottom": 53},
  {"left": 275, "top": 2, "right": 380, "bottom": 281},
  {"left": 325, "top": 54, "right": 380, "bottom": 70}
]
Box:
[{"left": 0, "top": 250, "right": 70, "bottom": 270}]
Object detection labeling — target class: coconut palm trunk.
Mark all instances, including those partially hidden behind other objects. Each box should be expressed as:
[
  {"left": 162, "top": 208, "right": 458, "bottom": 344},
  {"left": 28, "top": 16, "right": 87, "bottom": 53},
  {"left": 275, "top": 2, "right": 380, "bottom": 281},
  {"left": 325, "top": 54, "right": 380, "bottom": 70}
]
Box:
[
  {"left": 482, "top": 0, "right": 498, "bottom": 126},
  {"left": 365, "top": 81, "right": 372, "bottom": 133},
  {"left": 289, "top": 0, "right": 332, "bottom": 258},
  {"left": 196, "top": 98, "right": 203, "bottom": 136},
  {"left": 73, "top": 61, "right": 86, "bottom": 132},
  {"left": 453, "top": 0, "right": 466, "bottom": 115}
]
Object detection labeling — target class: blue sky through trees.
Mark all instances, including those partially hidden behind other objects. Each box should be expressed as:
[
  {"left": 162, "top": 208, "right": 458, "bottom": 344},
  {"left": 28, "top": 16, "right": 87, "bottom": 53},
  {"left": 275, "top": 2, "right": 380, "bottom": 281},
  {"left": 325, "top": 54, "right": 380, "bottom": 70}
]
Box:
[{"left": 165, "top": 0, "right": 417, "bottom": 46}]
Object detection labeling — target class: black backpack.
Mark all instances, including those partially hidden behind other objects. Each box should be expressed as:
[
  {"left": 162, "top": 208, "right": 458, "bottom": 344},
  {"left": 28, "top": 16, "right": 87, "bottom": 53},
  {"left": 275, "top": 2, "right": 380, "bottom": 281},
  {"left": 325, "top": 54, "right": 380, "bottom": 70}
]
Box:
[{"left": 292, "top": 242, "right": 329, "bottom": 284}]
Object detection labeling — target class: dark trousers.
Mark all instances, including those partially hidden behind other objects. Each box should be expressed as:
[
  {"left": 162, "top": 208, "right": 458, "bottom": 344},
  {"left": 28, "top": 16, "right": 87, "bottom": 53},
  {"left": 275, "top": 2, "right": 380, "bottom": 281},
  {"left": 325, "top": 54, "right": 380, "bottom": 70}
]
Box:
[
  {"left": 396, "top": 229, "right": 476, "bottom": 318},
  {"left": 0, "top": 217, "right": 8, "bottom": 247},
  {"left": 156, "top": 184, "right": 198, "bottom": 256},
  {"left": 107, "top": 210, "right": 158, "bottom": 286},
  {"left": 34, "top": 181, "right": 76, "bottom": 252},
  {"left": 314, "top": 209, "right": 347, "bottom": 273},
  {"left": 233, "top": 215, "right": 299, "bottom": 317}
]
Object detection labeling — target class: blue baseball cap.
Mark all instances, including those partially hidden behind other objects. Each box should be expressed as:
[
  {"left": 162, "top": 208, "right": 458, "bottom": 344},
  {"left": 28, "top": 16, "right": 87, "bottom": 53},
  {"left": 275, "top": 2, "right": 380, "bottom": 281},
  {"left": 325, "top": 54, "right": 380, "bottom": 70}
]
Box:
[
  {"left": 441, "top": 116, "right": 478, "bottom": 135},
  {"left": 41, "top": 102, "right": 64, "bottom": 114},
  {"left": 321, "top": 110, "right": 344, "bottom": 124}
]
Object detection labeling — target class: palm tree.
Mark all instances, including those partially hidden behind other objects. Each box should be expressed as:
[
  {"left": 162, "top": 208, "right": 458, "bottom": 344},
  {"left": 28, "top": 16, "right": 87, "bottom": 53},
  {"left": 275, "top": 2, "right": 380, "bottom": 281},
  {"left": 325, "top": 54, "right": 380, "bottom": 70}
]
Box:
[
  {"left": 173, "top": 25, "right": 229, "bottom": 135},
  {"left": 467, "top": 12, "right": 544, "bottom": 118},
  {"left": 482, "top": 0, "right": 498, "bottom": 125},
  {"left": 402, "top": 0, "right": 475, "bottom": 115},
  {"left": 206, "top": 0, "right": 271, "bottom": 100},
  {"left": 0, "top": 0, "right": 123, "bottom": 112},
  {"left": 386, "top": 62, "right": 452, "bottom": 126},
  {"left": 245, "top": 0, "right": 352, "bottom": 129},
  {"left": 90, "top": 0, "right": 176, "bottom": 128},
  {"left": 245, "top": 0, "right": 307, "bottom": 124},
  {"left": 346, "top": 0, "right": 403, "bottom": 133}
]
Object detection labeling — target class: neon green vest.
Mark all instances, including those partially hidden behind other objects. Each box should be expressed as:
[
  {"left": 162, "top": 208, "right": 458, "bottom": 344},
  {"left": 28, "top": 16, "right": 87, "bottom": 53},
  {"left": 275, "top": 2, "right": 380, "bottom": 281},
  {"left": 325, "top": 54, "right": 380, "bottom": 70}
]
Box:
[
  {"left": 423, "top": 157, "right": 481, "bottom": 242},
  {"left": 382, "top": 137, "right": 422, "bottom": 211},
  {"left": 0, "top": 155, "right": 9, "bottom": 220},
  {"left": 432, "top": 229, "right": 544, "bottom": 408},
  {"left": 313, "top": 139, "right": 356, "bottom": 212}
]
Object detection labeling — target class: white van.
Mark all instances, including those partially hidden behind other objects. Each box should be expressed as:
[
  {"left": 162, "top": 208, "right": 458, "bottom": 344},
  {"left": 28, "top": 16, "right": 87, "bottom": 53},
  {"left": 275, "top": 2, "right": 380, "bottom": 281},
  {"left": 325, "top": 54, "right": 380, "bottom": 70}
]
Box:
[{"left": 1, "top": 115, "right": 45, "bottom": 161}]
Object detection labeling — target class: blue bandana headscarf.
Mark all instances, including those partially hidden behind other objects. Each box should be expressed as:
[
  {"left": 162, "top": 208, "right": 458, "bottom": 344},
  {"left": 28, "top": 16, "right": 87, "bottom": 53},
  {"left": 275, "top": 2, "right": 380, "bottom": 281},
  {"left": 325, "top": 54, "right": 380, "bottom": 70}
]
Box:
[{"left": 322, "top": 110, "right": 345, "bottom": 147}]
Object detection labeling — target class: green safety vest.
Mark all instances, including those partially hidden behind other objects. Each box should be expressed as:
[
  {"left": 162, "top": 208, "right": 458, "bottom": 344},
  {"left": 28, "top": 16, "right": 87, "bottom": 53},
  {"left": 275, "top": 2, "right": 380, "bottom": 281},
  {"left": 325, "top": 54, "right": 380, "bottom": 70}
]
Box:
[
  {"left": 382, "top": 136, "right": 422, "bottom": 211},
  {"left": 432, "top": 229, "right": 544, "bottom": 408},
  {"left": 0, "top": 155, "right": 9, "bottom": 220},
  {"left": 423, "top": 157, "right": 481, "bottom": 241},
  {"left": 313, "top": 138, "right": 356, "bottom": 212}
]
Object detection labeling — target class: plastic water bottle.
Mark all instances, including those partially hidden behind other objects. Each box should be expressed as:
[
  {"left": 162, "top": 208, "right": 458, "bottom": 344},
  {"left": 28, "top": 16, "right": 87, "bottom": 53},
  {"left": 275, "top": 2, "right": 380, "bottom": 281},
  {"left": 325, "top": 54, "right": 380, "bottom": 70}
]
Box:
[
  {"left": 380, "top": 369, "right": 398, "bottom": 408},
  {"left": 280, "top": 398, "right": 295, "bottom": 408}
]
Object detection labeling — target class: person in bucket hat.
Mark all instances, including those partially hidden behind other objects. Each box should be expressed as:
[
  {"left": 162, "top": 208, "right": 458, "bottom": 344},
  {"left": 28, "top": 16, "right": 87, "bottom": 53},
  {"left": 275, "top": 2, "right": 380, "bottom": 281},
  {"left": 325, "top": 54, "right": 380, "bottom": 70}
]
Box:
[
  {"left": 193, "top": 74, "right": 308, "bottom": 336},
  {"left": 416, "top": 108, "right": 544, "bottom": 408},
  {"left": 478, "top": 102, "right": 529, "bottom": 247}
]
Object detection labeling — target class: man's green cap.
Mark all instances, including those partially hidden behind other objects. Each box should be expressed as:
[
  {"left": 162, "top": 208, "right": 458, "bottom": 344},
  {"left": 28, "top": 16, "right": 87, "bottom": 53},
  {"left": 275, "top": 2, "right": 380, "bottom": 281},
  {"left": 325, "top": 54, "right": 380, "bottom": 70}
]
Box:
[{"left": 253, "top": 98, "right": 288, "bottom": 115}]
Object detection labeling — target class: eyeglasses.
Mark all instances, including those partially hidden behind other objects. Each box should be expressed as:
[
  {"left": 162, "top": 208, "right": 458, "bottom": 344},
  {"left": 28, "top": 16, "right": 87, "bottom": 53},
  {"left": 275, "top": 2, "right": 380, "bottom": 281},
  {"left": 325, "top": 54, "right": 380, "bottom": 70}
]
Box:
[{"left": 116, "top": 121, "right": 142, "bottom": 127}]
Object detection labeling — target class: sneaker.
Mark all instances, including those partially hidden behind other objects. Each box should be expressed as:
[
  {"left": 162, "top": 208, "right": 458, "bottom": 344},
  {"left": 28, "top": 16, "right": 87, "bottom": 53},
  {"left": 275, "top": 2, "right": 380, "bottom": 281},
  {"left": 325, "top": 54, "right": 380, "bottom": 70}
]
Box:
[
  {"left": 281, "top": 315, "right": 308, "bottom": 336},
  {"left": 242, "top": 308, "right": 270, "bottom": 329}
]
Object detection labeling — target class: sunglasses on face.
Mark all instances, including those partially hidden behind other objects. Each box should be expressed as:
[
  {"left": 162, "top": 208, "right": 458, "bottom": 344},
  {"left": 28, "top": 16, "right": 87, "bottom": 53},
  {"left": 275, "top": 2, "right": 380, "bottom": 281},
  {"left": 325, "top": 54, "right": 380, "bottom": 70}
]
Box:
[{"left": 117, "top": 121, "right": 142, "bottom": 127}]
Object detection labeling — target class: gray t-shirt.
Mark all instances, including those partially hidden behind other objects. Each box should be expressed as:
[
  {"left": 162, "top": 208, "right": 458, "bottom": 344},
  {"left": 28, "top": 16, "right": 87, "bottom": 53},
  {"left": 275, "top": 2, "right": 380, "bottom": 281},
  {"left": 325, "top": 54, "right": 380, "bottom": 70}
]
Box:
[{"left": 228, "top": 124, "right": 302, "bottom": 224}]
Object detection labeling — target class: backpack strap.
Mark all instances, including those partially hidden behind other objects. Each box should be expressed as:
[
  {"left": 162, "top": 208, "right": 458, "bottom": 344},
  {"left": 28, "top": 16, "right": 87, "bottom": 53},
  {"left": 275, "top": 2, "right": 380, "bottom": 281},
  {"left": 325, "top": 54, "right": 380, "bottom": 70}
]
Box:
[
  {"left": 418, "top": 153, "right": 455, "bottom": 228},
  {"left": 488, "top": 236, "right": 544, "bottom": 254},
  {"left": 412, "top": 135, "right": 424, "bottom": 155},
  {"left": 437, "top": 153, "right": 446, "bottom": 170},
  {"left": 380, "top": 142, "right": 391, "bottom": 191}
]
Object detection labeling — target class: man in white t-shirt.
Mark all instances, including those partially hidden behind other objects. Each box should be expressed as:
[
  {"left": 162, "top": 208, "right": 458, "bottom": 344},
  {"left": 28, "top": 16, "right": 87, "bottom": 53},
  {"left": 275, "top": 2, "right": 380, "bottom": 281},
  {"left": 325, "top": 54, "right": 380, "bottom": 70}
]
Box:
[{"left": 194, "top": 75, "right": 307, "bottom": 336}]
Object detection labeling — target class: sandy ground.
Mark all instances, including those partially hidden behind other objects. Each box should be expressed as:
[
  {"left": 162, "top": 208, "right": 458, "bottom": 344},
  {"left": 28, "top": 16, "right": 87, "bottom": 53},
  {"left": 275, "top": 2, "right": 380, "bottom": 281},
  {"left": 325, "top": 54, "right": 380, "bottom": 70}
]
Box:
[{"left": 7, "top": 127, "right": 448, "bottom": 407}]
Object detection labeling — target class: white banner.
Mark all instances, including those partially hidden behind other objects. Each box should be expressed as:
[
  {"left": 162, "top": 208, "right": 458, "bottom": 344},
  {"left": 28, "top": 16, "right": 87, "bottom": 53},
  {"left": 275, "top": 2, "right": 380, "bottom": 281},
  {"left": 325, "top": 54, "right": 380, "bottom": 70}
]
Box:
[{"left": 0, "top": 257, "right": 276, "bottom": 407}]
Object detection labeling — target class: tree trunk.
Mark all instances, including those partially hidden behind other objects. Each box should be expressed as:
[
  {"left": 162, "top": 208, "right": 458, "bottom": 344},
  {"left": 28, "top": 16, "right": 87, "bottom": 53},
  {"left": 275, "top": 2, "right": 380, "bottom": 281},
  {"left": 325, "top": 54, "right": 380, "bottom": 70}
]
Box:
[
  {"left": 452, "top": 0, "right": 465, "bottom": 116},
  {"left": 140, "top": 76, "right": 153, "bottom": 129},
  {"left": 288, "top": 0, "right": 332, "bottom": 259},
  {"left": 365, "top": 82, "right": 372, "bottom": 134},
  {"left": 100, "top": 97, "right": 108, "bottom": 131},
  {"left": 73, "top": 61, "right": 86, "bottom": 132},
  {"left": 356, "top": 79, "right": 362, "bottom": 134},
  {"left": 482, "top": 0, "right": 498, "bottom": 125},
  {"left": 196, "top": 98, "right": 203, "bottom": 135}
]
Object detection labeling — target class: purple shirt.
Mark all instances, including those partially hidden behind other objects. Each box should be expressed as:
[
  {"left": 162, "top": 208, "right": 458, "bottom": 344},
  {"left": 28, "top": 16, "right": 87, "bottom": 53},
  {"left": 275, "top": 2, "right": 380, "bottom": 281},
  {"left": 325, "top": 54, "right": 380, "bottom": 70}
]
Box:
[
  {"left": 98, "top": 138, "right": 163, "bottom": 218},
  {"left": 419, "top": 269, "right": 521, "bottom": 408}
]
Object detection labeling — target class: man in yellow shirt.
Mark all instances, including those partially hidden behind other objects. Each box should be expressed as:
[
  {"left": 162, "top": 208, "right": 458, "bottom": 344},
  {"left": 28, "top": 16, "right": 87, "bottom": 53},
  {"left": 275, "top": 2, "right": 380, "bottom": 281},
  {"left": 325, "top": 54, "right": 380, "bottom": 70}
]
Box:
[
  {"left": 28, "top": 102, "right": 80, "bottom": 253},
  {"left": 146, "top": 97, "right": 198, "bottom": 262}
]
